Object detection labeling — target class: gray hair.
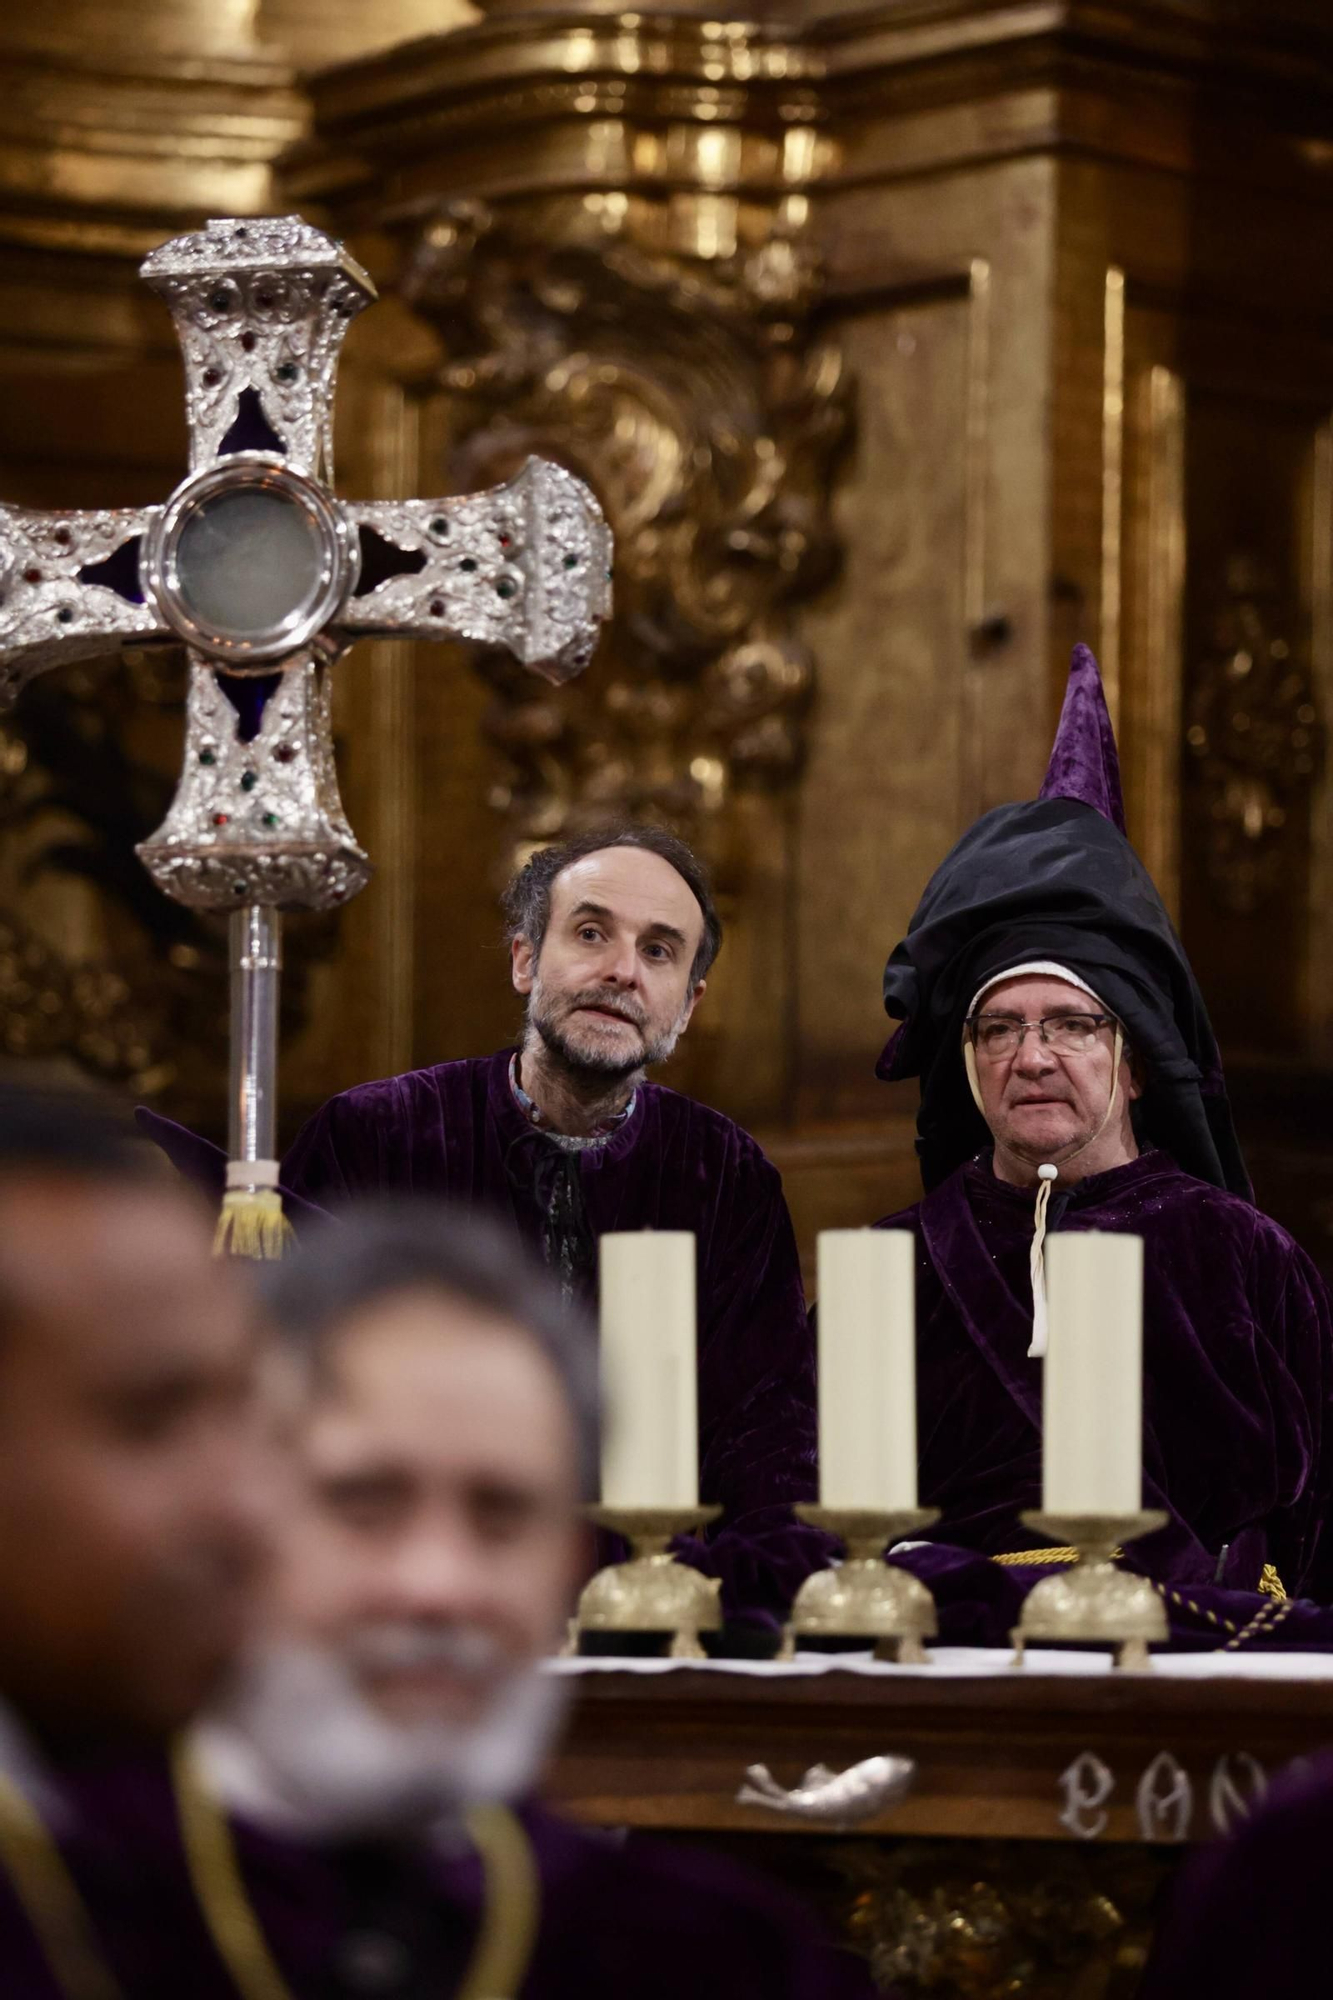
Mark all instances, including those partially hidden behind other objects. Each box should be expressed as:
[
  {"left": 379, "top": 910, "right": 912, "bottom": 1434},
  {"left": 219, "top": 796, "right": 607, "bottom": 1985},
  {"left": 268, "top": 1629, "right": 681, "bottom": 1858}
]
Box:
[{"left": 260, "top": 1201, "right": 600, "bottom": 1499}]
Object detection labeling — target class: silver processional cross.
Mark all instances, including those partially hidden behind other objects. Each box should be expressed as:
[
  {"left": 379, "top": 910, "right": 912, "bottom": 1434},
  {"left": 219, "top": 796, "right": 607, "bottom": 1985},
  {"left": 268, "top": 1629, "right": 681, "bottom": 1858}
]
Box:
[{"left": 0, "top": 215, "right": 611, "bottom": 1246}]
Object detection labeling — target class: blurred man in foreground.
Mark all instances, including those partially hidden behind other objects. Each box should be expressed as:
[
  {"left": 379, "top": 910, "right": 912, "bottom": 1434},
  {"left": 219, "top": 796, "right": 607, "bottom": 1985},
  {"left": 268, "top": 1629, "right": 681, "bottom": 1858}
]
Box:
[
  {"left": 0, "top": 1089, "right": 265, "bottom": 1741},
  {"left": 0, "top": 1082, "right": 273, "bottom": 1995},
  {"left": 196, "top": 1205, "right": 871, "bottom": 1998},
  {"left": 0, "top": 1094, "right": 866, "bottom": 1997}
]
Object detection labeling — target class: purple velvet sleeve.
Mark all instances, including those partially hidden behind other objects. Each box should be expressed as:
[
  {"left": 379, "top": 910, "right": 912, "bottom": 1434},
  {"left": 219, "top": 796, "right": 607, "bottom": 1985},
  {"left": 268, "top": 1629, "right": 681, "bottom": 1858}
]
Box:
[
  {"left": 281, "top": 1093, "right": 363, "bottom": 1207},
  {"left": 1248, "top": 1226, "right": 1333, "bottom": 1602},
  {"left": 135, "top": 1106, "right": 333, "bottom": 1226}
]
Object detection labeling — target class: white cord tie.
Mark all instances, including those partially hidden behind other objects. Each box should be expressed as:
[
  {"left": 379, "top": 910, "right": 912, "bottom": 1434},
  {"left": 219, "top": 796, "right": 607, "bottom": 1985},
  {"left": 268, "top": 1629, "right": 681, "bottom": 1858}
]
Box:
[
  {"left": 1027, "top": 1165, "right": 1059, "bottom": 1358},
  {"left": 964, "top": 1018, "right": 1125, "bottom": 1361}
]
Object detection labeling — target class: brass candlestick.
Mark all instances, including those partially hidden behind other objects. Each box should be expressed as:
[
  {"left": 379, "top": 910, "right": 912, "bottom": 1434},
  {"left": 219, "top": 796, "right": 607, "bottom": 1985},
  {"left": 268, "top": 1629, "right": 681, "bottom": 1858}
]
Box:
[
  {"left": 779, "top": 1506, "right": 942, "bottom": 1664},
  {"left": 1011, "top": 1509, "right": 1170, "bottom": 1671},
  {"left": 565, "top": 1505, "right": 723, "bottom": 1659}
]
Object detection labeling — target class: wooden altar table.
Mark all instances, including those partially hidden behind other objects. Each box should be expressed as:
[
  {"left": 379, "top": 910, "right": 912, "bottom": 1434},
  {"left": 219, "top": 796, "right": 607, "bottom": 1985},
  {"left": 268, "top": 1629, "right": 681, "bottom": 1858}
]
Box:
[{"left": 540, "top": 1649, "right": 1333, "bottom": 1996}]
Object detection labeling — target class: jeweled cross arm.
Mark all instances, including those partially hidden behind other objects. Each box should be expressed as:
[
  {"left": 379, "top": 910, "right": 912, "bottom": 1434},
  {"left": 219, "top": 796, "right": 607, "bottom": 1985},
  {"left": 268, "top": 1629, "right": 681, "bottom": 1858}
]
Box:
[{"left": 0, "top": 215, "right": 611, "bottom": 913}]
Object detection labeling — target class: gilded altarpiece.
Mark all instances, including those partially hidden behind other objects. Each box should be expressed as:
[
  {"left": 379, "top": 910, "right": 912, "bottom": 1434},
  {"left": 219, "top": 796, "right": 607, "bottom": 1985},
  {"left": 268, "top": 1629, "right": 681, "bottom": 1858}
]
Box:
[
  {"left": 4, "top": 2, "right": 1333, "bottom": 1275},
  {"left": 7, "top": 9, "right": 1333, "bottom": 1996}
]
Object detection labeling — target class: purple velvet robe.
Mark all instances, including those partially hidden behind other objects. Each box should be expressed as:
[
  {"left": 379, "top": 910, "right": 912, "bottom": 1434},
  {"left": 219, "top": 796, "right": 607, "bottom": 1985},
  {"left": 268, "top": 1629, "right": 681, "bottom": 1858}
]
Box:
[
  {"left": 878, "top": 1150, "right": 1333, "bottom": 1599},
  {"left": 0, "top": 1748, "right": 872, "bottom": 1999},
  {"left": 1137, "top": 1752, "right": 1333, "bottom": 1998},
  {"left": 281, "top": 1051, "right": 823, "bottom": 1625}
]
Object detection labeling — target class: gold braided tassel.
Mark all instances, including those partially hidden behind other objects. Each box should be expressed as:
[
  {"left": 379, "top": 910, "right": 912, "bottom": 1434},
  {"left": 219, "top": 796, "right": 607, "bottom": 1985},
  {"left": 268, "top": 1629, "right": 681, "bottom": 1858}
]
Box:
[
  {"left": 992, "top": 1546, "right": 1123, "bottom": 1566},
  {"left": 213, "top": 1188, "right": 294, "bottom": 1261}
]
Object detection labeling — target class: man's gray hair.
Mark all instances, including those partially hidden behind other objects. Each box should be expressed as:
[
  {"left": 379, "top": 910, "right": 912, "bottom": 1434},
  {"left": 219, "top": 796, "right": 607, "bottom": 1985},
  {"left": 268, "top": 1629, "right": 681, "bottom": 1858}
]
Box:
[{"left": 260, "top": 1202, "right": 600, "bottom": 1499}]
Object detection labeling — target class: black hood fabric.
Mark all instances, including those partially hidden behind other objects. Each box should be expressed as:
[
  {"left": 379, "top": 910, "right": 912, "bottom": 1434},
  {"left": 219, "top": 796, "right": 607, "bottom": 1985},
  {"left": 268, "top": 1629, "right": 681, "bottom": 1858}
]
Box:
[{"left": 878, "top": 794, "right": 1251, "bottom": 1200}]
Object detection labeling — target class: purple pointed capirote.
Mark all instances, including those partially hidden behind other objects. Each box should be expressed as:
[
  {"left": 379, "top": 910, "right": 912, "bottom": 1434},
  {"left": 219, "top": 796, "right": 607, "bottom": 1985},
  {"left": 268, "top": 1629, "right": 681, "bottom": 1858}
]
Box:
[{"left": 1037, "top": 642, "right": 1127, "bottom": 833}]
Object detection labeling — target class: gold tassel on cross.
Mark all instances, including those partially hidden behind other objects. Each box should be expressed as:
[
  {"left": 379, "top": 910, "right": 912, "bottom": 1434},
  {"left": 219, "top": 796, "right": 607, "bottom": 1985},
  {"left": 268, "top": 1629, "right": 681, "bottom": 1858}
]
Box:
[{"left": 213, "top": 1163, "right": 295, "bottom": 1262}]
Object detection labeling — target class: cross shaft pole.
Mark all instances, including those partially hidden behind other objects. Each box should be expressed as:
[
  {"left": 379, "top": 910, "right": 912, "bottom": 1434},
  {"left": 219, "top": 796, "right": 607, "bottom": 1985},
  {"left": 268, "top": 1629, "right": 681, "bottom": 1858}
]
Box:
[{"left": 0, "top": 215, "right": 612, "bottom": 1249}]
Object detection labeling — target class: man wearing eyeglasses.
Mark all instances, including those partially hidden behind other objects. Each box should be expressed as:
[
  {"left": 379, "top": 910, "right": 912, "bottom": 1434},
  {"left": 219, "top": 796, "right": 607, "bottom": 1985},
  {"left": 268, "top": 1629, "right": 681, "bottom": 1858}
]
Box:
[
  {"left": 962, "top": 976, "right": 1135, "bottom": 1192},
  {"left": 873, "top": 647, "right": 1333, "bottom": 1599}
]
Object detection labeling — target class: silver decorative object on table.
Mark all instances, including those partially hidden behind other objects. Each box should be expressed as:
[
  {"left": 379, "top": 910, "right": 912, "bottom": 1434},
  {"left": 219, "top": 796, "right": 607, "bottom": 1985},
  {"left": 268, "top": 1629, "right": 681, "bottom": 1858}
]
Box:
[
  {"left": 737, "top": 1755, "right": 916, "bottom": 1830},
  {"left": 0, "top": 215, "right": 612, "bottom": 1252}
]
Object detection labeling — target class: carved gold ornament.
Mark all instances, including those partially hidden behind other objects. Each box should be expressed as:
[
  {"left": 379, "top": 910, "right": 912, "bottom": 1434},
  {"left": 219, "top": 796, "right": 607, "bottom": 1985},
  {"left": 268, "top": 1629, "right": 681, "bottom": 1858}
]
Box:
[
  {"left": 399, "top": 195, "right": 849, "bottom": 855},
  {"left": 835, "top": 1838, "right": 1168, "bottom": 2000},
  {"left": 1185, "top": 554, "right": 1323, "bottom": 915}
]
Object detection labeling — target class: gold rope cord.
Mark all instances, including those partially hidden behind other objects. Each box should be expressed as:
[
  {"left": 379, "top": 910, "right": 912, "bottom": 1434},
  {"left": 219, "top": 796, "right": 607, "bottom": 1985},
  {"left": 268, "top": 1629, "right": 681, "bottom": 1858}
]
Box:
[
  {"left": 1151, "top": 1578, "right": 1294, "bottom": 1652},
  {"left": 174, "top": 1745, "right": 541, "bottom": 2000},
  {"left": 0, "top": 1769, "right": 124, "bottom": 2000},
  {"left": 993, "top": 1550, "right": 1288, "bottom": 1590},
  {"left": 991, "top": 1547, "right": 1122, "bottom": 1566},
  {"left": 0, "top": 1745, "right": 541, "bottom": 2000},
  {"left": 1220, "top": 1598, "right": 1289, "bottom": 1652},
  {"left": 172, "top": 1743, "right": 295, "bottom": 2000},
  {"left": 996, "top": 1552, "right": 1290, "bottom": 1639},
  {"left": 457, "top": 1801, "right": 542, "bottom": 2000}
]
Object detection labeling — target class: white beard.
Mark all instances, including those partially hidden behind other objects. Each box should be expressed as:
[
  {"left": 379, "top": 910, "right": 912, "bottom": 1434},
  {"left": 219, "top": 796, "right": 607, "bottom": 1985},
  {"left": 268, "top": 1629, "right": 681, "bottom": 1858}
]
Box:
[{"left": 191, "top": 1636, "right": 568, "bottom": 1843}]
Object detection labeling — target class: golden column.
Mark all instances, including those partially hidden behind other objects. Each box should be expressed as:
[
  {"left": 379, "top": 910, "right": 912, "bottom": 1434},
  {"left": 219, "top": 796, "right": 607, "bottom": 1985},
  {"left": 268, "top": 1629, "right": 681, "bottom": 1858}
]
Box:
[
  {"left": 289, "top": 3, "right": 849, "bottom": 1127},
  {"left": 289, "top": 1, "right": 1333, "bottom": 1253},
  {"left": 0, "top": 0, "right": 467, "bottom": 1113},
  {"left": 3, "top": 2, "right": 1333, "bottom": 1257}
]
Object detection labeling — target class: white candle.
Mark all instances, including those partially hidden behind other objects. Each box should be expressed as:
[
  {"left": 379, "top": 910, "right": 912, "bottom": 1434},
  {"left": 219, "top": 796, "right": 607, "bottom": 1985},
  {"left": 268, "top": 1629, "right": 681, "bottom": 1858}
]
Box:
[
  {"left": 816, "top": 1229, "right": 917, "bottom": 1510},
  {"left": 598, "top": 1231, "right": 698, "bottom": 1509},
  {"left": 1042, "top": 1231, "right": 1144, "bottom": 1515}
]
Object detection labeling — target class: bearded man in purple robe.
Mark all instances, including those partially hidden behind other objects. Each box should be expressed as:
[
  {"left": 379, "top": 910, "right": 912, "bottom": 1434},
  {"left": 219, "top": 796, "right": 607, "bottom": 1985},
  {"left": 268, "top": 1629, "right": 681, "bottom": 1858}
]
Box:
[
  {"left": 142, "top": 828, "right": 819, "bottom": 1628},
  {"left": 875, "top": 645, "right": 1333, "bottom": 1601},
  {"left": 189, "top": 1205, "right": 871, "bottom": 2000},
  {"left": 271, "top": 823, "right": 820, "bottom": 1629},
  {"left": 142, "top": 827, "right": 819, "bottom": 1629},
  {"left": 0, "top": 1101, "right": 867, "bottom": 1998}
]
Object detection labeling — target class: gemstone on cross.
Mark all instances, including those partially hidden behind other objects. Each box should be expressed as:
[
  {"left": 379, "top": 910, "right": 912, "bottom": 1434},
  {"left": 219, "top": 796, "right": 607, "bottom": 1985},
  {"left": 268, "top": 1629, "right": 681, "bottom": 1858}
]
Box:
[{"left": 0, "top": 214, "right": 612, "bottom": 915}]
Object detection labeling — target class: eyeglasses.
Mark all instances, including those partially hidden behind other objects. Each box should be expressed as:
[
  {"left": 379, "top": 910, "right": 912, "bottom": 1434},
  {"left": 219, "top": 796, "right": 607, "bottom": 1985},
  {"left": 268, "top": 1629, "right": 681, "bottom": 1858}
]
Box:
[{"left": 967, "top": 1011, "right": 1117, "bottom": 1060}]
